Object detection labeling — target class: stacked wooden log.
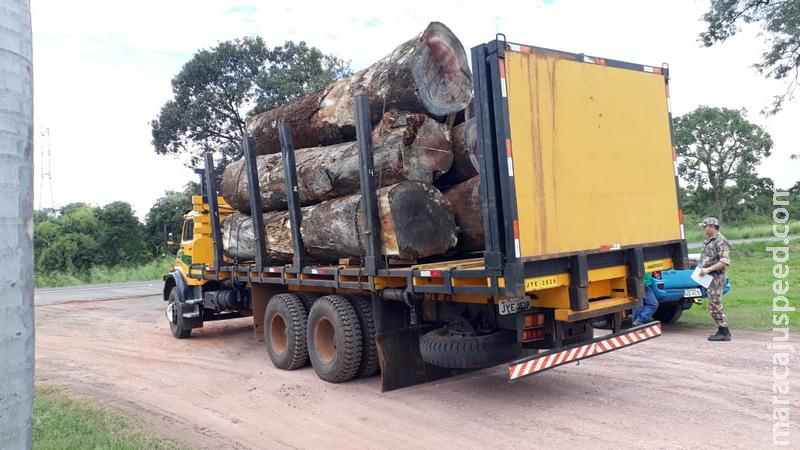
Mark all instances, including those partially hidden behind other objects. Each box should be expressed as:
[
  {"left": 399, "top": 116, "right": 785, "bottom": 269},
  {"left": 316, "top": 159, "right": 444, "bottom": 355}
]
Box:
[{"left": 219, "top": 22, "right": 485, "bottom": 263}]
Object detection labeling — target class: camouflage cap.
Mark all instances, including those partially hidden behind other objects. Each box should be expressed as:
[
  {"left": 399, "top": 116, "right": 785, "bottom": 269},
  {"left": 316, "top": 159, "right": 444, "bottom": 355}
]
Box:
[{"left": 699, "top": 217, "right": 720, "bottom": 227}]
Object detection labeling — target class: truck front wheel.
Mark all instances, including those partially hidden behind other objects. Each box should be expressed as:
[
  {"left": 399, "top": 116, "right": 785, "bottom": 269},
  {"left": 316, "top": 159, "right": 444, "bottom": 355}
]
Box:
[
  {"left": 167, "top": 287, "right": 191, "bottom": 339},
  {"left": 306, "top": 295, "right": 363, "bottom": 383}
]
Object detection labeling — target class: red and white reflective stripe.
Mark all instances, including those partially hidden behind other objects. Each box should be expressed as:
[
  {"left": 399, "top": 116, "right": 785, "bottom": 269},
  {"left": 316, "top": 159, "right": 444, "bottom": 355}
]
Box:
[
  {"left": 583, "top": 56, "right": 607, "bottom": 65},
  {"left": 678, "top": 209, "right": 685, "bottom": 240},
  {"left": 508, "top": 323, "right": 662, "bottom": 380},
  {"left": 507, "top": 43, "right": 533, "bottom": 53},
  {"left": 499, "top": 62, "right": 508, "bottom": 97},
  {"left": 506, "top": 138, "right": 514, "bottom": 177},
  {"left": 665, "top": 81, "right": 673, "bottom": 114},
  {"left": 672, "top": 146, "right": 679, "bottom": 176},
  {"left": 643, "top": 65, "right": 662, "bottom": 74}
]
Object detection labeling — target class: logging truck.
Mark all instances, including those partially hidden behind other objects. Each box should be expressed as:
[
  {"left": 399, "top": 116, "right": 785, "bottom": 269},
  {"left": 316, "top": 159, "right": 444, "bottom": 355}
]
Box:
[{"left": 162, "top": 37, "right": 688, "bottom": 391}]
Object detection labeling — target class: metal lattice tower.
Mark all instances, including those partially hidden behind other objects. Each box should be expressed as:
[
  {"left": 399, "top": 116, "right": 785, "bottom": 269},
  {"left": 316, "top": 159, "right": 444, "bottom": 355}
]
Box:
[{"left": 38, "top": 127, "right": 55, "bottom": 210}]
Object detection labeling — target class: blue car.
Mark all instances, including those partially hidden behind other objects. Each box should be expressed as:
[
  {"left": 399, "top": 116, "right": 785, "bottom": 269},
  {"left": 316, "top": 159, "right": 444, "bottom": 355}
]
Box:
[{"left": 649, "top": 253, "right": 732, "bottom": 323}]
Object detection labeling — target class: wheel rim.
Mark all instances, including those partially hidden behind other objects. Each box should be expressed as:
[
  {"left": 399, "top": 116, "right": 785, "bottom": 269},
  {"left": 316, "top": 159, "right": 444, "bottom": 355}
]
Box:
[
  {"left": 314, "top": 317, "right": 336, "bottom": 364},
  {"left": 166, "top": 301, "right": 176, "bottom": 324},
  {"left": 269, "top": 313, "right": 288, "bottom": 354}
]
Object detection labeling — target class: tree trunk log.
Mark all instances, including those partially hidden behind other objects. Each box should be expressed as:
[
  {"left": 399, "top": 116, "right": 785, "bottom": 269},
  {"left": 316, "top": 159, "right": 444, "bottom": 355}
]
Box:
[
  {"left": 222, "top": 181, "right": 457, "bottom": 262},
  {"left": 443, "top": 176, "right": 484, "bottom": 252},
  {"left": 245, "top": 22, "right": 473, "bottom": 155},
  {"left": 437, "top": 117, "right": 478, "bottom": 186},
  {"left": 222, "top": 110, "right": 453, "bottom": 212}
]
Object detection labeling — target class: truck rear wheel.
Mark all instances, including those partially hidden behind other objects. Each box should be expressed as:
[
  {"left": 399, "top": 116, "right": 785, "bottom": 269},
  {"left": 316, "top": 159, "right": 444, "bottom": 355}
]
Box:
[
  {"left": 653, "top": 303, "right": 683, "bottom": 324},
  {"left": 420, "top": 328, "right": 520, "bottom": 369},
  {"left": 294, "top": 292, "right": 319, "bottom": 314},
  {"left": 167, "top": 287, "right": 191, "bottom": 339},
  {"left": 307, "top": 295, "right": 363, "bottom": 383},
  {"left": 347, "top": 295, "right": 380, "bottom": 378},
  {"left": 264, "top": 294, "right": 308, "bottom": 370}
]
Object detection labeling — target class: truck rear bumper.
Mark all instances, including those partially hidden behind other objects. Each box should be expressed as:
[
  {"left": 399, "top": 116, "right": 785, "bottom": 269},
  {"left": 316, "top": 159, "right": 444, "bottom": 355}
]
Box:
[{"left": 508, "top": 321, "right": 662, "bottom": 381}]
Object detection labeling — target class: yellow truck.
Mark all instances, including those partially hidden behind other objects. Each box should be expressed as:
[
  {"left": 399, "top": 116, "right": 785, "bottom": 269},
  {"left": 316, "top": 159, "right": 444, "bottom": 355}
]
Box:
[{"left": 162, "top": 37, "right": 688, "bottom": 391}]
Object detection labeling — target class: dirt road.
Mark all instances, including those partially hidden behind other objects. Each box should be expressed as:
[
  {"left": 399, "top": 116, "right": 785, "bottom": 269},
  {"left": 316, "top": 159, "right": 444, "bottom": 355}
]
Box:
[{"left": 36, "top": 295, "right": 791, "bottom": 449}]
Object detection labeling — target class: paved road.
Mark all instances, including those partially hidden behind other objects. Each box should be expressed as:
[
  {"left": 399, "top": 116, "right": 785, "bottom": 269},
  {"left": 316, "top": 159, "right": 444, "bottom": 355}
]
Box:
[
  {"left": 34, "top": 280, "right": 162, "bottom": 305},
  {"left": 687, "top": 234, "right": 798, "bottom": 249}
]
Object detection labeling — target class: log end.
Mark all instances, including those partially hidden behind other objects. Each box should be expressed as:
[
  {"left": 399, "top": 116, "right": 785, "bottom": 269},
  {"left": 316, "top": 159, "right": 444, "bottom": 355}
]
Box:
[
  {"left": 443, "top": 176, "right": 484, "bottom": 252},
  {"left": 380, "top": 110, "right": 453, "bottom": 183},
  {"left": 412, "top": 22, "right": 474, "bottom": 116},
  {"left": 437, "top": 117, "right": 478, "bottom": 186},
  {"left": 387, "top": 182, "right": 457, "bottom": 260}
]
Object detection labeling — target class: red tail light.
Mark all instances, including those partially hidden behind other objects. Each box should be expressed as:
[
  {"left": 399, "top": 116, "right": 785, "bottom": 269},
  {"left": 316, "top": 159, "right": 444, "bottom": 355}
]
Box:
[
  {"left": 657, "top": 283, "right": 664, "bottom": 290},
  {"left": 523, "top": 313, "right": 545, "bottom": 327},
  {"left": 523, "top": 329, "right": 544, "bottom": 341}
]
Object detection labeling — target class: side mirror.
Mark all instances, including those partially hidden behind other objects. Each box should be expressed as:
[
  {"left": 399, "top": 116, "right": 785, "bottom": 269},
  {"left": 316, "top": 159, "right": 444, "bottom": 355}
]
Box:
[{"left": 164, "top": 224, "right": 176, "bottom": 249}]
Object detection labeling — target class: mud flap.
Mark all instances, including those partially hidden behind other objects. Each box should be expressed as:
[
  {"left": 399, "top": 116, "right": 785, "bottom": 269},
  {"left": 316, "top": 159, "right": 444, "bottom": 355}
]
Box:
[{"left": 376, "top": 324, "right": 469, "bottom": 392}]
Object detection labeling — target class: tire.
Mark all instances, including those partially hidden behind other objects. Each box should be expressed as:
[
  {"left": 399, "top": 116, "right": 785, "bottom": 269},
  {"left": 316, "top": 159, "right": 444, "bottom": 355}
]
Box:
[
  {"left": 306, "top": 295, "right": 363, "bottom": 383},
  {"left": 264, "top": 294, "right": 309, "bottom": 370},
  {"left": 653, "top": 303, "right": 683, "bottom": 324},
  {"left": 294, "top": 292, "right": 319, "bottom": 314},
  {"left": 167, "top": 287, "right": 191, "bottom": 339},
  {"left": 419, "top": 328, "right": 520, "bottom": 369},
  {"left": 347, "top": 295, "right": 380, "bottom": 378}
]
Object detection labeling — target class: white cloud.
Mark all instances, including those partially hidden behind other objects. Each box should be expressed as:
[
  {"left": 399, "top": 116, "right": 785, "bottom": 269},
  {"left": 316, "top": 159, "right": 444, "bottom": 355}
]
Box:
[{"left": 31, "top": 0, "right": 799, "bottom": 220}]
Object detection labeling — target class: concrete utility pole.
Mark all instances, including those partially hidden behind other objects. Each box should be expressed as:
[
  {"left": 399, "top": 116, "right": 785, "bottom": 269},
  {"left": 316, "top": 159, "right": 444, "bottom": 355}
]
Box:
[{"left": 0, "top": 0, "right": 35, "bottom": 449}]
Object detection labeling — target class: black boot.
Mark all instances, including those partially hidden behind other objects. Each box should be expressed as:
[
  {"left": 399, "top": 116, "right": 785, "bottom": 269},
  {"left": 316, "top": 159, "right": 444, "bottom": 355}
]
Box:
[{"left": 708, "top": 326, "right": 731, "bottom": 341}]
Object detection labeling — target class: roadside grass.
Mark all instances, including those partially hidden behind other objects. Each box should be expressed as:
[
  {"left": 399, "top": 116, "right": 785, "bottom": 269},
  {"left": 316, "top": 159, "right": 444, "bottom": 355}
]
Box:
[
  {"left": 35, "top": 256, "right": 173, "bottom": 288},
  {"left": 34, "top": 384, "right": 185, "bottom": 450},
  {"left": 679, "top": 241, "right": 800, "bottom": 330},
  {"left": 683, "top": 219, "right": 800, "bottom": 243}
]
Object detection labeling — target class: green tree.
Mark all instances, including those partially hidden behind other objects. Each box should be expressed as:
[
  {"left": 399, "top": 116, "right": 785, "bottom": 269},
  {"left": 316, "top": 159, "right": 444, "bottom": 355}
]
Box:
[
  {"left": 790, "top": 179, "right": 800, "bottom": 195},
  {"left": 95, "top": 201, "right": 146, "bottom": 266},
  {"left": 34, "top": 202, "right": 150, "bottom": 274},
  {"left": 700, "top": 0, "right": 800, "bottom": 113},
  {"left": 253, "top": 41, "right": 351, "bottom": 114},
  {"left": 151, "top": 38, "right": 350, "bottom": 168},
  {"left": 738, "top": 176, "right": 777, "bottom": 218},
  {"left": 35, "top": 204, "right": 103, "bottom": 273},
  {"left": 673, "top": 106, "right": 773, "bottom": 221},
  {"left": 39, "top": 233, "right": 100, "bottom": 274},
  {"left": 144, "top": 183, "right": 198, "bottom": 255}
]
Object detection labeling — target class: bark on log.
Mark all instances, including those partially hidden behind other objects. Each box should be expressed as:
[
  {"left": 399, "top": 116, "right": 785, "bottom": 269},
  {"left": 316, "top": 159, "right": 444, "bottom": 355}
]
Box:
[
  {"left": 437, "top": 117, "right": 478, "bottom": 186},
  {"left": 246, "top": 22, "right": 473, "bottom": 155},
  {"left": 221, "top": 110, "right": 453, "bottom": 213},
  {"left": 221, "top": 181, "right": 457, "bottom": 262},
  {"left": 443, "top": 176, "right": 484, "bottom": 252}
]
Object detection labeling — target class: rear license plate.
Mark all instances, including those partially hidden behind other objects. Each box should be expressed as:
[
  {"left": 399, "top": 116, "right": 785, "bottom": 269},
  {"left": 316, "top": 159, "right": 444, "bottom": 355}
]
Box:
[
  {"left": 498, "top": 297, "right": 531, "bottom": 316},
  {"left": 684, "top": 288, "right": 702, "bottom": 298}
]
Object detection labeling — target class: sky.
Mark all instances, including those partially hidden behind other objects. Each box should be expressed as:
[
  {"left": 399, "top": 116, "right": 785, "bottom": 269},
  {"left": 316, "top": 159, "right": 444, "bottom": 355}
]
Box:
[{"left": 31, "top": 0, "right": 799, "bottom": 220}]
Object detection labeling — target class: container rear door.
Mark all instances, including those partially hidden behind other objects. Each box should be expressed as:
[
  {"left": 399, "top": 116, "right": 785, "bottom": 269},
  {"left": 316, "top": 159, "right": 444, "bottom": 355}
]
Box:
[{"left": 502, "top": 47, "right": 681, "bottom": 259}]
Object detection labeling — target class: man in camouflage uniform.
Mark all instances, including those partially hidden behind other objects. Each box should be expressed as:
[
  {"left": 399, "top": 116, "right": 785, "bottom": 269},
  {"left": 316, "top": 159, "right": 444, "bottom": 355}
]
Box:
[{"left": 699, "top": 217, "right": 732, "bottom": 341}]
